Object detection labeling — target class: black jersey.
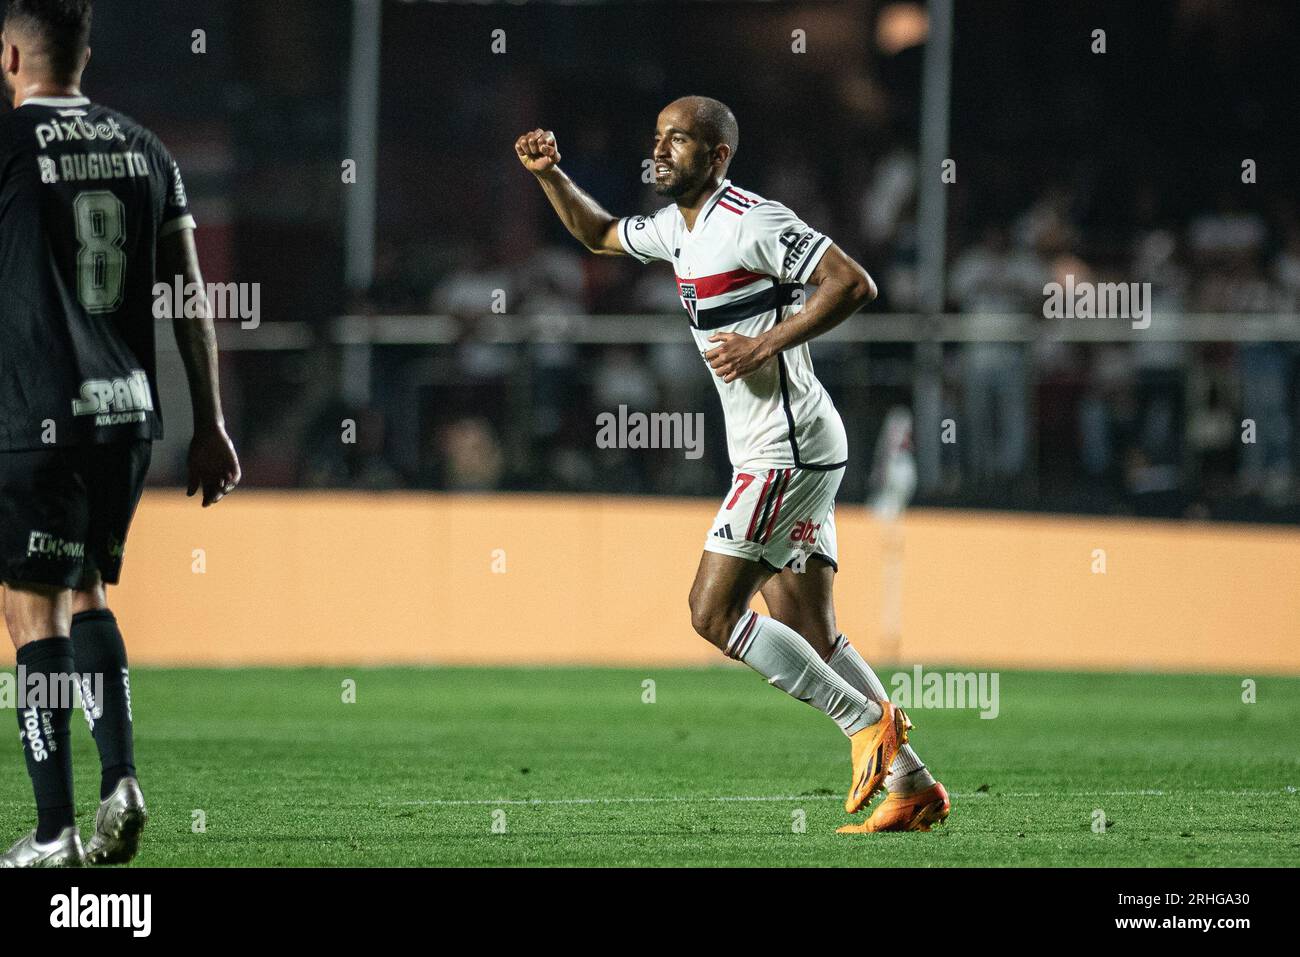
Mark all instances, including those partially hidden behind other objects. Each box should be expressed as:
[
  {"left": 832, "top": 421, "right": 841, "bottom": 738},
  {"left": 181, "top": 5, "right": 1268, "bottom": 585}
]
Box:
[{"left": 0, "top": 96, "right": 195, "bottom": 451}]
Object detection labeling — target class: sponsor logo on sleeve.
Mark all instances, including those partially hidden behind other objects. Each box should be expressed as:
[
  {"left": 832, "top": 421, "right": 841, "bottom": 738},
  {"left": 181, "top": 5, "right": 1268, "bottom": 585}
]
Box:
[{"left": 779, "top": 228, "right": 816, "bottom": 272}]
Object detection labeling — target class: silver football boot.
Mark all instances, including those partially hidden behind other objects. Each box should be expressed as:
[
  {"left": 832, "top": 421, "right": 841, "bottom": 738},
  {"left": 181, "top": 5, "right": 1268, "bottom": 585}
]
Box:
[
  {"left": 0, "top": 827, "right": 85, "bottom": 868},
  {"left": 85, "top": 777, "right": 148, "bottom": 865}
]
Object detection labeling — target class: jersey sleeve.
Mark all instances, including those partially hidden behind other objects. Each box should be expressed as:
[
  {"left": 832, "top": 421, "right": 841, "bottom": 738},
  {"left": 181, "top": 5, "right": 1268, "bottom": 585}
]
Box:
[
  {"left": 736, "top": 201, "right": 832, "bottom": 284},
  {"left": 155, "top": 142, "right": 196, "bottom": 238},
  {"left": 617, "top": 207, "right": 674, "bottom": 264}
]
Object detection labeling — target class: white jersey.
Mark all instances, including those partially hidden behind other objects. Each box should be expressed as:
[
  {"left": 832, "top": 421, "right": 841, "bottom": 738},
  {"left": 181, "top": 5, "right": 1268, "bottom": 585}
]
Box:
[{"left": 618, "top": 179, "right": 848, "bottom": 470}]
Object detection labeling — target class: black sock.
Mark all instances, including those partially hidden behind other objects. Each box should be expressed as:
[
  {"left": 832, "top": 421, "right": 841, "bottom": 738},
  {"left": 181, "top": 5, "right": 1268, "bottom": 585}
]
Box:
[
  {"left": 15, "top": 637, "right": 76, "bottom": 842},
  {"left": 71, "top": 609, "right": 137, "bottom": 800}
]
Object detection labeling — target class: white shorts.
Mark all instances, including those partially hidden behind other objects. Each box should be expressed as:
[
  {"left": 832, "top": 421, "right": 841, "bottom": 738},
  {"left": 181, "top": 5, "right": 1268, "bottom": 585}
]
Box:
[{"left": 703, "top": 466, "right": 842, "bottom": 572}]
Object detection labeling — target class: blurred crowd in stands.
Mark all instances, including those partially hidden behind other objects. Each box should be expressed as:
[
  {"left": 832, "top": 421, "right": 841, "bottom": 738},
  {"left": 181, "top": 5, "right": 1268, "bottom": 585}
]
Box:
[
  {"left": 258, "top": 144, "right": 1294, "bottom": 522},
  {"left": 218, "top": 164, "right": 1300, "bottom": 521},
  {"left": 130, "top": 0, "right": 1300, "bottom": 521}
]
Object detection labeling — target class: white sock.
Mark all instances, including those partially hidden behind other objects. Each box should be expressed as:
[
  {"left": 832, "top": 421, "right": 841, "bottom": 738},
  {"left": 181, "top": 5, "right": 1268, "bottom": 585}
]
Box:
[
  {"left": 827, "top": 635, "right": 935, "bottom": 793},
  {"left": 727, "top": 612, "right": 882, "bottom": 737}
]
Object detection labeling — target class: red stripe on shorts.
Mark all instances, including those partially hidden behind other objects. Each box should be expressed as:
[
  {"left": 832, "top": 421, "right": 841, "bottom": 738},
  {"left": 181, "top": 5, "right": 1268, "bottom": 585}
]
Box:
[
  {"left": 761, "top": 469, "right": 794, "bottom": 544},
  {"left": 745, "top": 469, "right": 775, "bottom": 541}
]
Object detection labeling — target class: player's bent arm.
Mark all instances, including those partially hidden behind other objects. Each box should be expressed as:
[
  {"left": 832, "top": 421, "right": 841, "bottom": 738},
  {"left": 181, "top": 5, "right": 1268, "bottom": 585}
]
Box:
[
  {"left": 759, "top": 245, "right": 876, "bottom": 355},
  {"left": 158, "top": 227, "right": 242, "bottom": 506},
  {"left": 532, "top": 167, "right": 625, "bottom": 256},
  {"left": 514, "top": 130, "right": 625, "bottom": 255}
]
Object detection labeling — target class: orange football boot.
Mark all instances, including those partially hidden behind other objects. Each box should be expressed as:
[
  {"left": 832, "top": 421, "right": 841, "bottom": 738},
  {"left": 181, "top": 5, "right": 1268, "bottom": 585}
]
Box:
[
  {"left": 844, "top": 702, "right": 912, "bottom": 814},
  {"left": 837, "top": 781, "right": 950, "bottom": 833}
]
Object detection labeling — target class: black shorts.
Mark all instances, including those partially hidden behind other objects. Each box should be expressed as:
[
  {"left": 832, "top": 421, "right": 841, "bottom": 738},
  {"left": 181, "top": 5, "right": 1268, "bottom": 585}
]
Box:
[{"left": 0, "top": 440, "right": 152, "bottom": 589}]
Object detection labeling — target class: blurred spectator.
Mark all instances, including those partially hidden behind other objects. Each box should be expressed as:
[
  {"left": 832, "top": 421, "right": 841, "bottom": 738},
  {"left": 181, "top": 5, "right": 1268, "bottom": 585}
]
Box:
[
  {"left": 439, "top": 418, "right": 505, "bottom": 491},
  {"left": 432, "top": 244, "right": 515, "bottom": 317},
  {"left": 301, "top": 405, "right": 405, "bottom": 490},
  {"left": 592, "top": 346, "right": 659, "bottom": 411},
  {"left": 950, "top": 225, "right": 1047, "bottom": 486}
]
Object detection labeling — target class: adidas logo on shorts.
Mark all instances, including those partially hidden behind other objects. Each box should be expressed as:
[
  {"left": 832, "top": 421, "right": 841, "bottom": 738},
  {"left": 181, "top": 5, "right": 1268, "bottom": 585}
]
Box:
[{"left": 712, "top": 523, "right": 734, "bottom": 540}]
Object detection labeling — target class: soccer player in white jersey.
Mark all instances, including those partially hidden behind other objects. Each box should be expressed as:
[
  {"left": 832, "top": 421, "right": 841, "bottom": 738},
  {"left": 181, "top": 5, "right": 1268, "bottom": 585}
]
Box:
[{"left": 515, "top": 96, "right": 949, "bottom": 832}]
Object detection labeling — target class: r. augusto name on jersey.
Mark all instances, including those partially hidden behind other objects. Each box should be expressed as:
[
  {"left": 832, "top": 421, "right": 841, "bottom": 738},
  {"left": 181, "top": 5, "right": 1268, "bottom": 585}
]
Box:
[{"left": 41, "top": 150, "right": 151, "bottom": 184}]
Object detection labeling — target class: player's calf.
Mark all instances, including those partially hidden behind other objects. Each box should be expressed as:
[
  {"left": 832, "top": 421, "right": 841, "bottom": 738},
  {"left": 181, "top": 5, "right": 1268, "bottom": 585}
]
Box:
[
  {"left": 768, "top": 610, "right": 838, "bottom": 662},
  {"left": 4, "top": 586, "right": 79, "bottom": 855},
  {"left": 688, "top": 595, "right": 750, "bottom": 651},
  {"left": 719, "top": 609, "right": 883, "bottom": 736},
  {"left": 686, "top": 550, "right": 770, "bottom": 650},
  {"left": 71, "top": 606, "right": 139, "bottom": 801}
]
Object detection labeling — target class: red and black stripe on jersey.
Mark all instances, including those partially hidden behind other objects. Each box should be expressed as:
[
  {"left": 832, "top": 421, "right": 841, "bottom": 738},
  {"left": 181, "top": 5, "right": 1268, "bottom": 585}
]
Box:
[
  {"left": 700, "top": 184, "right": 760, "bottom": 224},
  {"left": 717, "top": 186, "right": 758, "bottom": 215},
  {"left": 675, "top": 267, "right": 764, "bottom": 300},
  {"left": 681, "top": 278, "right": 804, "bottom": 330}
]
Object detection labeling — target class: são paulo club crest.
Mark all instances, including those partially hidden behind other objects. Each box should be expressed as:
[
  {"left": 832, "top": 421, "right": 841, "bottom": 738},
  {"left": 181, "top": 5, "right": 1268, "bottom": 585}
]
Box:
[{"left": 679, "top": 282, "right": 698, "bottom": 323}]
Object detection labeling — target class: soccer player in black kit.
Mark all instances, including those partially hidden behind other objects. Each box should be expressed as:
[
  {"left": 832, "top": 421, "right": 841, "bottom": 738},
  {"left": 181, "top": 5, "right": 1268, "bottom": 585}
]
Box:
[{"left": 0, "top": 0, "right": 240, "bottom": 866}]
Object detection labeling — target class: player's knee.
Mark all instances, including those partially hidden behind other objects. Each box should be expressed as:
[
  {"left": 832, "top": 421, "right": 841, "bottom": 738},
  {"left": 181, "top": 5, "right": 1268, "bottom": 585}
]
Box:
[
  {"left": 686, "top": 592, "right": 712, "bottom": 642},
  {"left": 1, "top": 584, "right": 66, "bottom": 648},
  {"left": 688, "top": 593, "right": 745, "bottom": 650},
  {"left": 71, "top": 581, "right": 109, "bottom": 616}
]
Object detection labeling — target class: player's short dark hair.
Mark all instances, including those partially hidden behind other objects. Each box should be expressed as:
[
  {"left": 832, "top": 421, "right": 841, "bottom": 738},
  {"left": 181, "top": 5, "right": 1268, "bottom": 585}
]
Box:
[
  {"left": 3, "top": 0, "right": 94, "bottom": 78},
  {"left": 690, "top": 96, "right": 740, "bottom": 159}
]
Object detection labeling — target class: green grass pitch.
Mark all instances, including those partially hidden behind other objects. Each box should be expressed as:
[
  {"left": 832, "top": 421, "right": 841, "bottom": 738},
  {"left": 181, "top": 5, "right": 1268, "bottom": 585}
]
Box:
[{"left": 2, "top": 666, "right": 1297, "bottom": 866}]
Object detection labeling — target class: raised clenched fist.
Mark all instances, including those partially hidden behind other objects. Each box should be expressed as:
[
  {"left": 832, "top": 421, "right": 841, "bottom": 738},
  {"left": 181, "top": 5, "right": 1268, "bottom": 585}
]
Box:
[{"left": 514, "top": 128, "right": 561, "bottom": 174}]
